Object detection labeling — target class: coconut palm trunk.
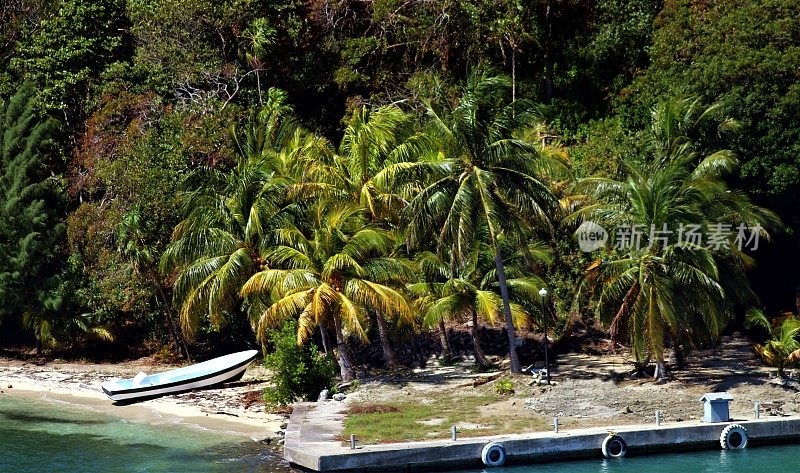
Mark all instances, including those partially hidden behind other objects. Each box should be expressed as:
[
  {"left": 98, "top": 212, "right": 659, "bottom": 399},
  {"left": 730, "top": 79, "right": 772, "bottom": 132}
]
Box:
[
  {"left": 470, "top": 308, "right": 491, "bottom": 366},
  {"left": 319, "top": 324, "right": 331, "bottom": 354},
  {"left": 374, "top": 312, "right": 399, "bottom": 367},
  {"left": 332, "top": 312, "right": 356, "bottom": 382},
  {"left": 438, "top": 319, "right": 452, "bottom": 359},
  {"left": 494, "top": 249, "right": 521, "bottom": 373}
]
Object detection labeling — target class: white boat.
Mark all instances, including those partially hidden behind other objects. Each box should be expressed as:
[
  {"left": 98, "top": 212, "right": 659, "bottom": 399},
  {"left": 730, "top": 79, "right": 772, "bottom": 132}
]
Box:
[{"left": 101, "top": 350, "right": 259, "bottom": 403}]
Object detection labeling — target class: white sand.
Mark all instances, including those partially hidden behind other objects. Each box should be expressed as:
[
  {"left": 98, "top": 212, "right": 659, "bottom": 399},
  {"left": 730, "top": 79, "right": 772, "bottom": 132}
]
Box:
[{"left": 0, "top": 358, "right": 284, "bottom": 440}]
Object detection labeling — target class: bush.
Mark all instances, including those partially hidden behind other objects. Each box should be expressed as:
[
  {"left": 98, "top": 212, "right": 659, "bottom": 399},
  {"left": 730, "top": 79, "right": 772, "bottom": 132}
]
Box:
[
  {"left": 495, "top": 378, "right": 515, "bottom": 395},
  {"left": 263, "top": 321, "right": 337, "bottom": 407}
]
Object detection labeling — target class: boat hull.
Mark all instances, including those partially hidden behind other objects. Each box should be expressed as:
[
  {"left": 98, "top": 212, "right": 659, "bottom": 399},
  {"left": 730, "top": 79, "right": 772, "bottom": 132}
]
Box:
[{"left": 101, "top": 350, "right": 258, "bottom": 403}]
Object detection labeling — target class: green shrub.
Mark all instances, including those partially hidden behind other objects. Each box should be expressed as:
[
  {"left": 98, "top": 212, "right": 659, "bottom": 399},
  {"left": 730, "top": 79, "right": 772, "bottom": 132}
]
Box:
[
  {"left": 263, "top": 321, "right": 336, "bottom": 407},
  {"left": 495, "top": 378, "right": 515, "bottom": 395}
]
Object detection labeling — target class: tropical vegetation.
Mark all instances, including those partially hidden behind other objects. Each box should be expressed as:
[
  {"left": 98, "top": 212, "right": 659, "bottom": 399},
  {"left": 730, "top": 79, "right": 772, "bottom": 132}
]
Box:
[{"left": 1, "top": 0, "right": 799, "bottom": 389}]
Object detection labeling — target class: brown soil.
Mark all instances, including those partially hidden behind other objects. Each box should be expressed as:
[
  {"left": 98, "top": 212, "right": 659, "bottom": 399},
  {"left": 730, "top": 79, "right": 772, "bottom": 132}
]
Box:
[{"left": 345, "top": 333, "right": 799, "bottom": 436}]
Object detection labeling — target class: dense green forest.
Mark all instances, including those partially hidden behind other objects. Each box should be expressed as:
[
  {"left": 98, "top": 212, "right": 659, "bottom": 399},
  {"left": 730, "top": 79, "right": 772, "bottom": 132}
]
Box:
[{"left": 1, "top": 0, "right": 799, "bottom": 381}]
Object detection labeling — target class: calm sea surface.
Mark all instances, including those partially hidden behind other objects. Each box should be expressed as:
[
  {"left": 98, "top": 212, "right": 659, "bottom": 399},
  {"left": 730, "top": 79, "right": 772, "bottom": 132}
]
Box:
[
  {"left": 3, "top": 394, "right": 800, "bottom": 472},
  {"left": 0, "top": 395, "right": 285, "bottom": 472},
  {"left": 461, "top": 444, "right": 800, "bottom": 472}
]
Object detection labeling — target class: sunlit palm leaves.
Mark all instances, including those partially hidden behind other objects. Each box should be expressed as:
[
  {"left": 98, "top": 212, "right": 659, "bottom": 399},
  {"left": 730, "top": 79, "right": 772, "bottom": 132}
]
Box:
[
  {"left": 161, "top": 89, "right": 299, "bottom": 340},
  {"left": 296, "top": 104, "right": 432, "bottom": 223},
  {"left": 377, "top": 70, "right": 562, "bottom": 372},
  {"left": 241, "top": 204, "right": 414, "bottom": 381},
  {"left": 284, "top": 104, "right": 430, "bottom": 364},
  {"left": 746, "top": 308, "right": 800, "bottom": 376}
]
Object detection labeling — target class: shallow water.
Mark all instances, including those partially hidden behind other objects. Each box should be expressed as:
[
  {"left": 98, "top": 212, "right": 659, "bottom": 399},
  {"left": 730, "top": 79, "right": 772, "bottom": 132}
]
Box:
[
  {"left": 4, "top": 394, "right": 800, "bottom": 472},
  {"left": 0, "top": 395, "right": 286, "bottom": 472}
]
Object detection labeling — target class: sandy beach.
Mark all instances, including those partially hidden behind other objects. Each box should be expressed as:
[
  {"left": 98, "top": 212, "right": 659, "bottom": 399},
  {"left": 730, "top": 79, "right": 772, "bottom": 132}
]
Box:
[{"left": 0, "top": 355, "right": 284, "bottom": 441}]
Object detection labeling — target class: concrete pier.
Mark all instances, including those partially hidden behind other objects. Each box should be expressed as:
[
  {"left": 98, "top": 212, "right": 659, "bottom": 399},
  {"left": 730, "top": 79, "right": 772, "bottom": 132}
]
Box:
[{"left": 284, "top": 403, "right": 800, "bottom": 471}]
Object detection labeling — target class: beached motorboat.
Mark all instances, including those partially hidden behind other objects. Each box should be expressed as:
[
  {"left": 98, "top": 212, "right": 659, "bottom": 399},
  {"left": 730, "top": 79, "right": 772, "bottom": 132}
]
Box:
[{"left": 101, "top": 350, "right": 259, "bottom": 403}]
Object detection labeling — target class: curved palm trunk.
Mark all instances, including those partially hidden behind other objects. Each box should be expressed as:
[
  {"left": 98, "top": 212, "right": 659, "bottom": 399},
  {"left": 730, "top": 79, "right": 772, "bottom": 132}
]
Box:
[
  {"left": 470, "top": 308, "right": 491, "bottom": 367},
  {"left": 319, "top": 324, "right": 331, "bottom": 354},
  {"left": 374, "top": 312, "right": 399, "bottom": 367},
  {"left": 255, "top": 70, "right": 263, "bottom": 105},
  {"left": 332, "top": 315, "right": 355, "bottom": 382},
  {"left": 438, "top": 319, "right": 452, "bottom": 359},
  {"left": 493, "top": 249, "right": 521, "bottom": 373}
]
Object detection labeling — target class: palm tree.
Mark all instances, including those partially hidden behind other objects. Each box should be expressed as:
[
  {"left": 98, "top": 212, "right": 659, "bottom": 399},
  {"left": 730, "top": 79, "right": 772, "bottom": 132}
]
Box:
[
  {"left": 160, "top": 89, "right": 297, "bottom": 340},
  {"left": 409, "top": 251, "right": 454, "bottom": 359},
  {"left": 573, "top": 98, "right": 779, "bottom": 377},
  {"left": 297, "top": 104, "right": 431, "bottom": 222},
  {"left": 376, "top": 70, "right": 561, "bottom": 373},
  {"left": 291, "top": 104, "right": 430, "bottom": 366},
  {"left": 240, "top": 18, "right": 276, "bottom": 105},
  {"left": 23, "top": 310, "right": 113, "bottom": 353},
  {"left": 412, "top": 248, "right": 542, "bottom": 367},
  {"left": 241, "top": 204, "right": 414, "bottom": 381},
  {"left": 746, "top": 308, "right": 800, "bottom": 377}
]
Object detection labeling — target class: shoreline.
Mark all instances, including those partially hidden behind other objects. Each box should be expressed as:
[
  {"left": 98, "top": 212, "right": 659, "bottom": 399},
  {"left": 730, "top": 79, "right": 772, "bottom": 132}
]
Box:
[
  {"left": 286, "top": 400, "right": 800, "bottom": 471},
  {"left": 0, "top": 356, "right": 284, "bottom": 440}
]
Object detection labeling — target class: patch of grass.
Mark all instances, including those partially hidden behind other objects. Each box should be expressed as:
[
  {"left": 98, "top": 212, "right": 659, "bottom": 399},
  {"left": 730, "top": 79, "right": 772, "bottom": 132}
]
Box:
[
  {"left": 346, "top": 403, "right": 400, "bottom": 414},
  {"left": 468, "top": 363, "right": 496, "bottom": 373},
  {"left": 343, "top": 392, "right": 547, "bottom": 444}
]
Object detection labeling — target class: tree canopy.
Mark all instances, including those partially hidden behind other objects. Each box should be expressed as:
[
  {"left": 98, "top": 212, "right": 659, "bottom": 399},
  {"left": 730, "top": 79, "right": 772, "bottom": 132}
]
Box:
[{"left": 0, "top": 0, "right": 797, "bottom": 380}]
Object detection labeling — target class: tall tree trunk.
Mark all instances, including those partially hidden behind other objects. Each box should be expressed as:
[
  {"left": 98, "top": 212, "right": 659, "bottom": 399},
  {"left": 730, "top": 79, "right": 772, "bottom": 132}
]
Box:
[
  {"left": 256, "top": 70, "right": 263, "bottom": 105},
  {"left": 319, "top": 323, "right": 331, "bottom": 354},
  {"left": 471, "top": 308, "right": 491, "bottom": 366},
  {"left": 374, "top": 312, "right": 398, "bottom": 367},
  {"left": 438, "top": 319, "right": 451, "bottom": 359},
  {"left": 332, "top": 315, "right": 355, "bottom": 382},
  {"left": 543, "top": 4, "right": 553, "bottom": 102},
  {"left": 493, "top": 248, "right": 521, "bottom": 373},
  {"left": 147, "top": 267, "right": 191, "bottom": 362},
  {"left": 511, "top": 47, "right": 516, "bottom": 108}
]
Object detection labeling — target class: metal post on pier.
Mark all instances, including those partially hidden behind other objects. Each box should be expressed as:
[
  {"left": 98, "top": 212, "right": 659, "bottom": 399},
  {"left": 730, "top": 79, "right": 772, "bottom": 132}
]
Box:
[
  {"left": 451, "top": 425, "right": 458, "bottom": 441},
  {"left": 350, "top": 434, "right": 356, "bottom": 449}
]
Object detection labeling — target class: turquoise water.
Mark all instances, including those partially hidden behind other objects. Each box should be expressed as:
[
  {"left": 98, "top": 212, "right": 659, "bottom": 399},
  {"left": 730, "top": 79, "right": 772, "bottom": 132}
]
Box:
[
  {"left": 463, "top": 444, "right": 800, "bottom": 472},
  {"left": 4, "top": 395, "right": 800, "bottom": 473},
  {"left": 0, "top": 395, "right": 285, "bottom": 472}
]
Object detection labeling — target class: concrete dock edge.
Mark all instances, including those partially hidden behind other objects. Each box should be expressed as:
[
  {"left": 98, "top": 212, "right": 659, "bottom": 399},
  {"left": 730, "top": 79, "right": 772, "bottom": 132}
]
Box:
[{"left": 284, "top": 405, "right": 800, "bottom": 472}]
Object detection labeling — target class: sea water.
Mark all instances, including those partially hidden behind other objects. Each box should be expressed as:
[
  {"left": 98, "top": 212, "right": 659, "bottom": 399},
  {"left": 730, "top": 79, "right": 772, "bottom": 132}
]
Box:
[
  {"left": 4, "top": 395, "right": 800, "bottom": 473},
  {"left": 0, "top": 395, "right": 286, "bottom": 472},
  {"left": 461, "top": 443, "right": 800, "bottom": 472}
]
